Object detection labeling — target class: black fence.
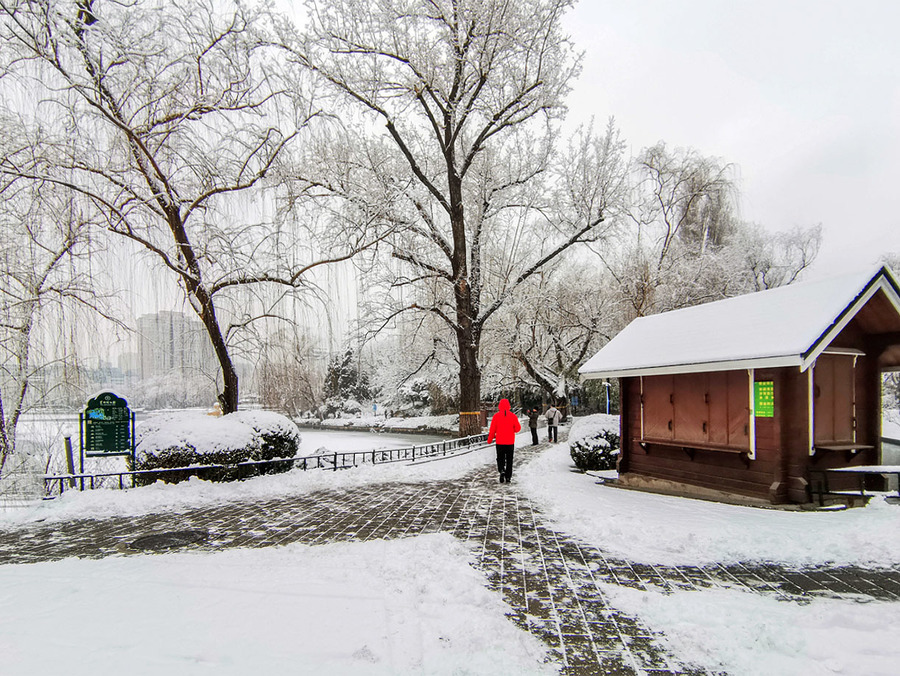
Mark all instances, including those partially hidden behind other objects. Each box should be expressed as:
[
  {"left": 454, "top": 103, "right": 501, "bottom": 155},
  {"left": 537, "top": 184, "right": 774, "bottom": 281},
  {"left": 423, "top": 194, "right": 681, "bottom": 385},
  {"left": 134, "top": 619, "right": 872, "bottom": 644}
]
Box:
[{"left": 44, "top": 433, "right": 489, "bottom": 497}]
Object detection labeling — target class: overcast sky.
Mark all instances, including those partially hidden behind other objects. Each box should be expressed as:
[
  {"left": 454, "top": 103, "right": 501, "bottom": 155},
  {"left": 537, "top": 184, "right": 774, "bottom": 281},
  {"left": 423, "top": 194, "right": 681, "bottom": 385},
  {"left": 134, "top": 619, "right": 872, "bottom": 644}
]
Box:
[{"left": 561, "top": 0, "right": 900, "bottom": 277}]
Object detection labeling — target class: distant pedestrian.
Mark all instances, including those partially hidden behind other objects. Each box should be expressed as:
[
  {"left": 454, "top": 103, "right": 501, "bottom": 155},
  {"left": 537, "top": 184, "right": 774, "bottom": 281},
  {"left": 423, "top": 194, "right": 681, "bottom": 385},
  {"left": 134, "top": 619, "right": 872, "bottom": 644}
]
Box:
[
  {"left": 546, "top": 404, "right": 561, "bottom": 443},
  {"left": 528, "top": 408, "right": 539, "bottom": 446},
  {"left": 487, "top": 398, "right": 521, "bottom": 483}
]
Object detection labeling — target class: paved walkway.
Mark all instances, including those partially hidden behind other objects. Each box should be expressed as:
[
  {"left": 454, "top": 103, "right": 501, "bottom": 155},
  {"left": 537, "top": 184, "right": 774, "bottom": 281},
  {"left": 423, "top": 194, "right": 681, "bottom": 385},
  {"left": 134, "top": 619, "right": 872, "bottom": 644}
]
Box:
[{"left": 2, "top": 441, "right": 900, "bottom": 675}]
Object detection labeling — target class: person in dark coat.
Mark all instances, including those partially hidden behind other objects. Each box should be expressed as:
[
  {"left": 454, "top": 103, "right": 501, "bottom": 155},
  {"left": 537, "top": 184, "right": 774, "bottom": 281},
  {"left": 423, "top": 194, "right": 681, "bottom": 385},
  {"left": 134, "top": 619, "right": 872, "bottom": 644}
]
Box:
[
  {"left": 487, "top": 398, "right": 521, "bottom": 483},
  {"left": 527, "top": 408, "right": 539, "bottom": 446}
]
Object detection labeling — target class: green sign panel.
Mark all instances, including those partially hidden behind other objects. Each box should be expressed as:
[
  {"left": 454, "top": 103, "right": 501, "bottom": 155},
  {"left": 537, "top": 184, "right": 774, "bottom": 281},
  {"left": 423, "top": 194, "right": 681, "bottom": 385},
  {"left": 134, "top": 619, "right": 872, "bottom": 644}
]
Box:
[
  {"left": 754, "top": 381, "right": 774, "bottom": 418},
  {"left": 83, "top": 392, "right": 132, "bottom": 456}
]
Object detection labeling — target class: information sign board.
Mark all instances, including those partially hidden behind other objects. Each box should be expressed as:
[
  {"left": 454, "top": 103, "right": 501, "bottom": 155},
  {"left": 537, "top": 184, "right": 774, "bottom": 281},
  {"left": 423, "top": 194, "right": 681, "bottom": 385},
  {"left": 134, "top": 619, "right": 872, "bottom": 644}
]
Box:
[
  {"left": 83, "top": 392, "right": 133, "bottom": 456},
  {"left": 754, "top": 381, "right": 775, "bottom": 418}
]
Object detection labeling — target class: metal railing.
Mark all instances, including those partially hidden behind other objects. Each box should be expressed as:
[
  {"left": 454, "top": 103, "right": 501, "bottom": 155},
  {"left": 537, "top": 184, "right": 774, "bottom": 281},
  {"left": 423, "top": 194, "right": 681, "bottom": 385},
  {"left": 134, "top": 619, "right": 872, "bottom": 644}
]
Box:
[{"left": 43, "top": 433, "right": 488, "bottom": 497}]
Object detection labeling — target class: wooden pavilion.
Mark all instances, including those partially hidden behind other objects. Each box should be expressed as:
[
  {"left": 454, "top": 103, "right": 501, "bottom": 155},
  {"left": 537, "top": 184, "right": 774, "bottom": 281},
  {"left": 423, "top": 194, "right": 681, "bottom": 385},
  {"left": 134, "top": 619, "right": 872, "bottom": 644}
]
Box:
[{"left": 579, "top": 266, "right": 900, "bottom": 504}]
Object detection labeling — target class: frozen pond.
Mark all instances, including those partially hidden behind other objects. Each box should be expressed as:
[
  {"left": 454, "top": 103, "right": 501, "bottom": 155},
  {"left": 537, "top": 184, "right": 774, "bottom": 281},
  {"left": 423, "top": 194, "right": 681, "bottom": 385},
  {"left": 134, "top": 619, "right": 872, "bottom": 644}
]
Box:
[{"left": 296, "top": 428, "right": 446, "bottom": 455}]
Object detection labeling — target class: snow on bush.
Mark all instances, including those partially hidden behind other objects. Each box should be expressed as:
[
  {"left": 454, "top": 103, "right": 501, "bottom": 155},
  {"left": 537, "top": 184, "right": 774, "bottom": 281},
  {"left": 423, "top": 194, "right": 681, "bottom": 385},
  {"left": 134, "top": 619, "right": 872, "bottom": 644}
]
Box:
[
  {"left": 135, "top": 410, "right": 301, "bottom": 484},
  {"left": 568, "top": 414, "right": 620, "bottom": 472},
  {"left": 228, "top": 410, "right": 303, "bottom": 460}
]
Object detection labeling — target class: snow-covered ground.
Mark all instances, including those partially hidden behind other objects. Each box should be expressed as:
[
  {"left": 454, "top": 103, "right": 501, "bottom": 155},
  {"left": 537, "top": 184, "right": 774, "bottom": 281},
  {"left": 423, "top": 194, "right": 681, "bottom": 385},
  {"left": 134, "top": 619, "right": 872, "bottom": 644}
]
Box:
[
  {"left": 0, "top": 533, "right": 553, "bottom": 675},
  {"left": 605, "top": 582, "right": 900, "bottom": 676},
  {"left": 517, "top": 437, "right": 900, "bottom": 569},
  {"left": 515, "top": 428, "right": 900, "bottom": 676},
  {"left": 3, "top": 418, "right": 900, "bottom": 675}
]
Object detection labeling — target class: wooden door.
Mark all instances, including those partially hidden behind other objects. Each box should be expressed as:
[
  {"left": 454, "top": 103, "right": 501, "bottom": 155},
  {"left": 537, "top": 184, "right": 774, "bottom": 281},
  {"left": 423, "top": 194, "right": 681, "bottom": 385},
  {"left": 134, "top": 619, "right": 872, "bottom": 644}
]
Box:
[{"left": 814, "top": 355, "right": 855, "bottom": 444}]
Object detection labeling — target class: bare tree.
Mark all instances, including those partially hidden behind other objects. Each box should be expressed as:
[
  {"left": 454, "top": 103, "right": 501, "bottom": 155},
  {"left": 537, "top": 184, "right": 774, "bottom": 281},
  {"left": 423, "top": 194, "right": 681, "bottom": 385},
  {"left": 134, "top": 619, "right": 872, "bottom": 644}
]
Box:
[
  {"left": 0, "top": 0, "right": 386, "bottom": 413},
  {"left": 500, "top": 263, "right": 615, "bottom": 409},
  {"left": 275, "top": 2, "right": 626, "bottom": 433},
  {"left": 594, "top": 143, "right": 820, "bottom": 322},
  {"left": 258, "top": 326, "right": 326, "bottom": 418},
  {"left": 736, "top": 223, "right": 822, "bottom": 291}
]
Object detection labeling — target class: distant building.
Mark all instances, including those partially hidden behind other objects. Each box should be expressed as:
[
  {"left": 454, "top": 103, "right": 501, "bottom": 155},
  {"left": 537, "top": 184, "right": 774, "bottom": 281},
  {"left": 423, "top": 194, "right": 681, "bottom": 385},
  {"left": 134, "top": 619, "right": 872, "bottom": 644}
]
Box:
[{"left": 136, "top": 311, "right": 216, "bottom": 379}]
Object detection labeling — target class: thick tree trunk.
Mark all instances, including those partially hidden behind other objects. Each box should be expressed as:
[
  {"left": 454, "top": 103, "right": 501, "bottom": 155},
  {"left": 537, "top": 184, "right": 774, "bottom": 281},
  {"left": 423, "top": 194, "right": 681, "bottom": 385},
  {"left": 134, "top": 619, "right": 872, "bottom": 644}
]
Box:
[{"left": 457, "top": 326, "right": 482, "bottom": 437}]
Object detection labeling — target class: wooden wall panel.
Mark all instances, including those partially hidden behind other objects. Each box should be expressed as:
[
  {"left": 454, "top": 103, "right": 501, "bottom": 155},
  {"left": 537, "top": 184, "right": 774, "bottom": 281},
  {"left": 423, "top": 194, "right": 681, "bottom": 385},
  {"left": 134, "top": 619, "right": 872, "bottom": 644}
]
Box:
[
  {"left": 674, "top": 373, "right": 708, "bottom": 445},
  {"left": 727, "top": 370, "right": 750, "bottom": 449},
  {"left": 627, "top": 443, "right": 774, "bottom": 499},
  {"left": 642, "top": 375, "right": 674, "bottom": 441},
  {"left": 707, "top": 372, "right": 729, "bottom": 446}
]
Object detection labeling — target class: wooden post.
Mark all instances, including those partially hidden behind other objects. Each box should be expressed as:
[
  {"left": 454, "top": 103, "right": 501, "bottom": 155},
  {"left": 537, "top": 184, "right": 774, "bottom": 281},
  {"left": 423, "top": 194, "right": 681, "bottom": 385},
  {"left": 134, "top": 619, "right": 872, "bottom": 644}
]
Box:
[{"left": 64, "top": 437, "right": 76, "bottom": 489}]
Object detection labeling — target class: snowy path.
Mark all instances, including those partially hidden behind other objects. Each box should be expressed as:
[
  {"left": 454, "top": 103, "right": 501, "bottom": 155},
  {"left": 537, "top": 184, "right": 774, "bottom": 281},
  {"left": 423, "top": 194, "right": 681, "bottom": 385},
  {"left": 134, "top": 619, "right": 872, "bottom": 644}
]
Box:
[{"left": 2, "top": 443, "right": 899, "bottom": 675}]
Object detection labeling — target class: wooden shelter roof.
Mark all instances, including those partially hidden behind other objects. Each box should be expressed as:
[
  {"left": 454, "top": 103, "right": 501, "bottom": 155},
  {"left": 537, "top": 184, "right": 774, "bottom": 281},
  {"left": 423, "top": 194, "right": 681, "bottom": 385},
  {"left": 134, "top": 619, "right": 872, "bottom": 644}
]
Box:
[{"left": 580, "top": 266, "right": 900, "bottom": 379}]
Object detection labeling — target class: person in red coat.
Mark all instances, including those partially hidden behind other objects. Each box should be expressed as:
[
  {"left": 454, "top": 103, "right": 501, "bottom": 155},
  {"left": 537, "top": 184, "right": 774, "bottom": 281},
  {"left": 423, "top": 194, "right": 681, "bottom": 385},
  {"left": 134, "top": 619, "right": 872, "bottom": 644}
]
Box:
[{"left": 487, "top": 398, "right": 521, "bottom": 483}]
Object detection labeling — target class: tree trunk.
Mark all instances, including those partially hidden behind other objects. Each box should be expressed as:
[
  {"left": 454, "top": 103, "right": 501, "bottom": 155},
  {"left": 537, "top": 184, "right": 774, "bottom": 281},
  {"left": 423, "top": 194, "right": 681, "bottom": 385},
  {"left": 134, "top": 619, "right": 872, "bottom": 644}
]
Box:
[
  {"left": 0, "top": 395, "right": 8, "bottom": 476},
  {"left": 169, "top": 209, "right": 239, "bottom": 414},
  {"left": 457, "top": 327, "right": 482, "bottom": 437},
  {"left": 195, "top": 288, "right": 239, "bottom": 414}
]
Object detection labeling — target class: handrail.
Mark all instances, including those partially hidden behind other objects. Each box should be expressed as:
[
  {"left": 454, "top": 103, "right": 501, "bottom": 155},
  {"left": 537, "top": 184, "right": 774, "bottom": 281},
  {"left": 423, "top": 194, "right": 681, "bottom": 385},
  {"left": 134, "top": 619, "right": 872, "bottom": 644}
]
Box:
[{"left": 43, "top": 433, "right": 489, "bottom": 497}]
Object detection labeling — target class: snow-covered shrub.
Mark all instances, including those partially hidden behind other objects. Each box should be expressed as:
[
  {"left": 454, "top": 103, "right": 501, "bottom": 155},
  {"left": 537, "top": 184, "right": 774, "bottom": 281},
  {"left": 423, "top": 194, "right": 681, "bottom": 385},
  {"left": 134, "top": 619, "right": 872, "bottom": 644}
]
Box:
[
  {"left": 227, "top": 410, "right": 302, "bottom": 462},
  {"left": 134, "top": 410, "right": 301, "bottom": 484},
  {"left": 568, "top": 414, "right": 620, "bottom": 472}
]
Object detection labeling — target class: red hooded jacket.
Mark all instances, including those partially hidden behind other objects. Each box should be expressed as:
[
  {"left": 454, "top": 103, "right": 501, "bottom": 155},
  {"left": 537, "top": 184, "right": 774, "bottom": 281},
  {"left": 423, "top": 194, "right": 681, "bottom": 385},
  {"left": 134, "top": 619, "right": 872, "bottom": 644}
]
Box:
[{"left": 487, "top": 399, "right": 521, "bottom": 445}]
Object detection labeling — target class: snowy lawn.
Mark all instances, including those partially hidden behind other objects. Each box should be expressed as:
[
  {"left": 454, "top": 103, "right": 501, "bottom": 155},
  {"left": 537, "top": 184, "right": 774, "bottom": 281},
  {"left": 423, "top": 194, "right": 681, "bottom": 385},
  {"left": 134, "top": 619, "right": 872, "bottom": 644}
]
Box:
[
  {"left": 0, "top": 533, "right": 552, "bottom": 676},
  {"left": 517, "top": 434, "right": 900, "bottom": 568}
]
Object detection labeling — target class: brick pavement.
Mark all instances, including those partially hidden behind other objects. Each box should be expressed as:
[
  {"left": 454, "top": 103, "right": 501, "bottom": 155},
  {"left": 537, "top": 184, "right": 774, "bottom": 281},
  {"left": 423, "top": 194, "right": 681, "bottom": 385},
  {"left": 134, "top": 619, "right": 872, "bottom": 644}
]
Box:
[{"left": 2, "top": 440, "right": 900, "bottom": 675}]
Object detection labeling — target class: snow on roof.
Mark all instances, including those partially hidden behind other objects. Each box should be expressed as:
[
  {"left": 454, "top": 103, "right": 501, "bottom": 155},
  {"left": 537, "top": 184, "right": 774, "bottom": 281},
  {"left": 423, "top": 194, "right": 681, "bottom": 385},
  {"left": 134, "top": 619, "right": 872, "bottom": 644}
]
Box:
[{"left": 580, "top": 266, "right": 900, "bottom": 379}]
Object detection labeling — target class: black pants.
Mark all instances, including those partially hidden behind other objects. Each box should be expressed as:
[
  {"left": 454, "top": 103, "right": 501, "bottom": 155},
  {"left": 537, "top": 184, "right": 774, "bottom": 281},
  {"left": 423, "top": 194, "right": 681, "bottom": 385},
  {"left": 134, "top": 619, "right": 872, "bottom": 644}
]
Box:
[
  {"left": 496, "top": 444, "right": 514, "bottom": 480},
  {"left": 530, "top": 427, "right": 538, "bottom": 445},
  {"left": 548, "top": 425, "right": 558, "bottom": 443}
]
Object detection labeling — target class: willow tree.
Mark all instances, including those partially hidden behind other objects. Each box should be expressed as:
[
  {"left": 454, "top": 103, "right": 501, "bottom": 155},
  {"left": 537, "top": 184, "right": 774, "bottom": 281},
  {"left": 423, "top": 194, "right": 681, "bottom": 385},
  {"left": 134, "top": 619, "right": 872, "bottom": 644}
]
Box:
[
  {"left": 0, "top": 0, "right": 379, "bottom": 413},
  {"left": 277, "top": 0, "right": 620, "bottom": 434},
  {"left": 0, "top": 173, "right": 106, "bottom": 473}
]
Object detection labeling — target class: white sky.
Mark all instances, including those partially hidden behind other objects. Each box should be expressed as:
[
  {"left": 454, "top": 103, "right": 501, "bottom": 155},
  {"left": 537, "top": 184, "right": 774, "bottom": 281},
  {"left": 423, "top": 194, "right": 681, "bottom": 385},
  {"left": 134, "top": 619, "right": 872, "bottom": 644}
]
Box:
[{"left": 562, "top": 0, "right": 900, "bottom": 276}]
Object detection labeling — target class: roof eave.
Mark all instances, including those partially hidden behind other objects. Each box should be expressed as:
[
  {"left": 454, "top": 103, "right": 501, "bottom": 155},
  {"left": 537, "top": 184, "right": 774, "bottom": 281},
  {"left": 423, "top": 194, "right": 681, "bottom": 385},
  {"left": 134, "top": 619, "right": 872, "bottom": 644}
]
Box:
[
  {"left": 580, "top": 355, "right": 804, "bottom": 380},
  {"left": 800, "top": 268, "right": 900, "bottom": 371}
]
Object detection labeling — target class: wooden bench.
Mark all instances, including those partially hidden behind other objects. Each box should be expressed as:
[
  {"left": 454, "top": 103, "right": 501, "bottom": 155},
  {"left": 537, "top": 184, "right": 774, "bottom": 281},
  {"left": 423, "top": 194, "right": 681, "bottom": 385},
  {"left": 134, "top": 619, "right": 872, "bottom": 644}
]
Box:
[
  {"left": 809, "top": 465, "right": 900, "bottom": 505},
  {"left": 637, "top": 439, "right": 752, "bottom": 466}
]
